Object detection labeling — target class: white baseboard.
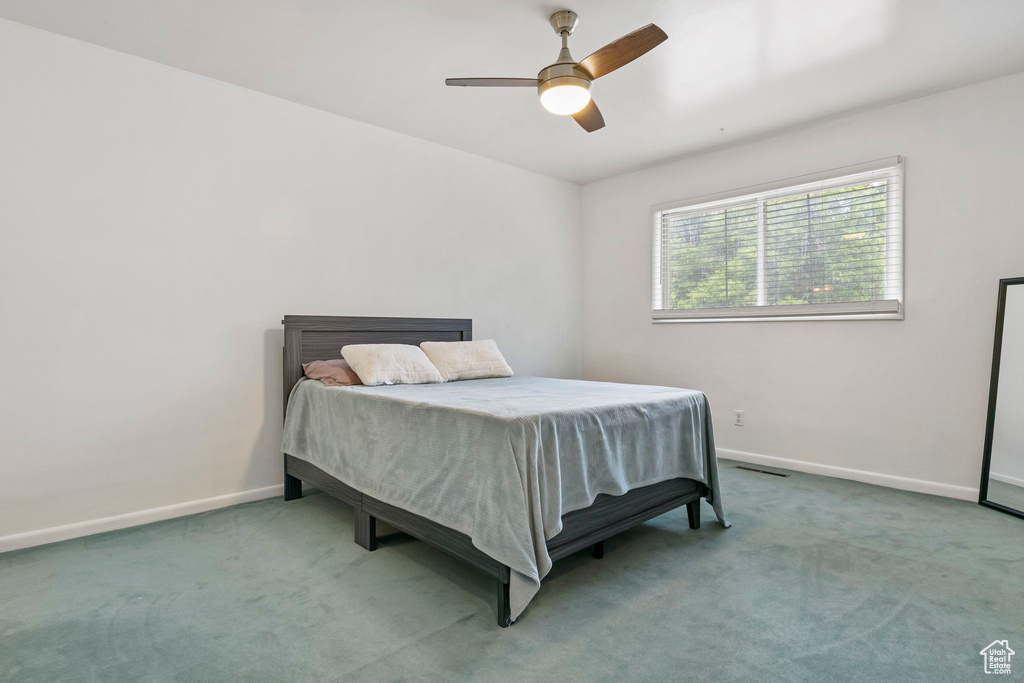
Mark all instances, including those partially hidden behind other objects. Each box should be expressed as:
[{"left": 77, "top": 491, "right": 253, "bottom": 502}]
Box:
[
  {"left": 1, "top": 450, "right": 985, "bottom": 554},
  {"left": 718, "top": 448, "right": 978, "bottom": 501},
  {"left": 0, "top": 484, "right": 284, "bottom": 554},
  {"left": 990, "top": 472, "right": 1024, "bottom": 488}
]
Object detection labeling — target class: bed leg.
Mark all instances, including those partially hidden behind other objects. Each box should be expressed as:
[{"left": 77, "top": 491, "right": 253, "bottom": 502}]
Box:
[
  {"left": 496, "top": 578, "right": 511, "bottom": 628},
  {"left": 284, "top": 473, "right": 302, "bottom": 501},
  {"left": 686, "top": 500, "right": 701, "bottom": 530},
  {"left": 354, "top": 508, "right": 377, "bottom": 551},
  {"left": 592, "top": 541, "right": 605, "bottom": 559}
]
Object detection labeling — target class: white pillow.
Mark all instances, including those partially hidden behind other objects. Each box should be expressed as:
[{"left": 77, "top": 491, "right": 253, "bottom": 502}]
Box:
[
  {"left": 340, "top": 344, "right": 443, "bottom": 386},
  {"left": 419, "top": 340, "right": 514, "bottom": 382}
]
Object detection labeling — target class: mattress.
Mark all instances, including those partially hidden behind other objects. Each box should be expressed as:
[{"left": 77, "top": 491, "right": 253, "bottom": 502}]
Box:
[{"left": 281, "top": 375, "right": 728, "bottom": 621}]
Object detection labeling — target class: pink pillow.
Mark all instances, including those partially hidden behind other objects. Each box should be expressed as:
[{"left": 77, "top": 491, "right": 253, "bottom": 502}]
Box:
[{"left": 302, "top": 359, "right": 362, "bottom": 386}]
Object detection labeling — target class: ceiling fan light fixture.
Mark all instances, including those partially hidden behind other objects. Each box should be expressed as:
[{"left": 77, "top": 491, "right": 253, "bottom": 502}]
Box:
[{"left": 538, "top": 77, "right": 591, "bottom": 115}]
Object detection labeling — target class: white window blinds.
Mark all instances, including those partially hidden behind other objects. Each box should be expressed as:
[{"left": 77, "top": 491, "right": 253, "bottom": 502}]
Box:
[{"left": 652, "top": 158, "right": 903, "bottom": 320}]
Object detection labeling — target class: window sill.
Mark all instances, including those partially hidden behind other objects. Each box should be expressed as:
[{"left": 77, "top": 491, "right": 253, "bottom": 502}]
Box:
[{"left": 652, "top": 312, "right": 904, "bottom": 323}]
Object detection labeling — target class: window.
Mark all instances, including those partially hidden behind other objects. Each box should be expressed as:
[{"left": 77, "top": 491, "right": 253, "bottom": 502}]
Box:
[{"left": 652, "top": 158, "right": 903, "bottom": 321}]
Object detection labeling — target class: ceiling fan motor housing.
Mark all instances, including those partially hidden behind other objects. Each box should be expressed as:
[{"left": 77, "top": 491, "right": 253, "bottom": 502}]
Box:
[{"left": 537, "top": 63, "right": 592, "bottom": 100}]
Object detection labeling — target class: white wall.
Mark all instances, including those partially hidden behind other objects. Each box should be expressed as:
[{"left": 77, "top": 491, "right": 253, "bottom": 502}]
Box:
[
  {"left": 990, "top": 285, "right": 1024, "bottom": 484},
  {"left": 581, "top": 73, "right": 1024, "bottom": 498},
  {"left": 0, "top": 20, "right": 582, "bottom": 545}
]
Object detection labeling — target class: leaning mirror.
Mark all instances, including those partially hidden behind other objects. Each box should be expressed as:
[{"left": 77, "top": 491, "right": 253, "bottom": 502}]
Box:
[{"left": 980, "top": 277, "right": 1024, "bottom": 519}]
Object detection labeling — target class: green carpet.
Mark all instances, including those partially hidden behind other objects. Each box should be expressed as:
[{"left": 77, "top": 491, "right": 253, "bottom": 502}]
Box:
[{"left": 1, "top": 460, "right": 1021, "bottom": 682}]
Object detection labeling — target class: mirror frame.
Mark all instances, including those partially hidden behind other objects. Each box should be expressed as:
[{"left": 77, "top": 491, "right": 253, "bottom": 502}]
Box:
[{"left": 979, "top": 276, "right": 1024, "bottom": 520}]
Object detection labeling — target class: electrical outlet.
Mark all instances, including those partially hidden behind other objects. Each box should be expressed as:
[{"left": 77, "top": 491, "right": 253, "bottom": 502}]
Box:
[{"left": 733, "top": 410, "right": 744, "bottom": 427}]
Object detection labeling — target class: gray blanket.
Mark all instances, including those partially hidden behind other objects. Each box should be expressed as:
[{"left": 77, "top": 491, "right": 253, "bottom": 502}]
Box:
[{"left": 282, "top": 375, "right": 729, "bottom": 621}]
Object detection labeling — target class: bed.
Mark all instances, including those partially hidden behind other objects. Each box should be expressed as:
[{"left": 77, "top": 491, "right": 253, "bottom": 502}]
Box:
[{"left": 280, "top": 315, "right": 728, "bottom": 626}]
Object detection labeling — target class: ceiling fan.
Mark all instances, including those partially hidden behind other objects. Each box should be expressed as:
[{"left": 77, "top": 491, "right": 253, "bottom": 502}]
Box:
[{"left": 445, "top": 10, "right": 667, "bottom": 132}]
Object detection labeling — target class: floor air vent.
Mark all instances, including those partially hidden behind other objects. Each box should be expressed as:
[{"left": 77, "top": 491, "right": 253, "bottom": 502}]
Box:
[{"left": 734, "top": 465, "right": 789, "bottom": 477}]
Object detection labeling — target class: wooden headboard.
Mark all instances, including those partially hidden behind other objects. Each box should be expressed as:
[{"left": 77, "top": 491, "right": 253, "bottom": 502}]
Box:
[{"left": 281, "top": 315, "right": 472, "bottom": 415}]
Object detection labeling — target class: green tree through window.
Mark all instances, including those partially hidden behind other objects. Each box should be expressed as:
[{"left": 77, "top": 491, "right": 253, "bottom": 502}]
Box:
[{"left": 654, "top": 162, "right": 902, "bottom": 319}]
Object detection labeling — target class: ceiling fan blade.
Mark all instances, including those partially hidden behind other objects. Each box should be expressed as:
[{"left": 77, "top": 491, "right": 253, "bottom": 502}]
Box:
[
  {"left": 572, "top": 99, "right": 605, "bottom": 132},
  {"left": 576, "top": 24, "right": 668, "bottom": 80},
  {"left": 445, "top": 78, "right": 539, "bottom": 87}
]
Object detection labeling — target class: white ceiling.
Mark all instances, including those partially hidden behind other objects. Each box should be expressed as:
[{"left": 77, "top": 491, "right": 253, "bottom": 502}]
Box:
[{"left": 3, "top": 0, "right": 1024, "bottom": 183}]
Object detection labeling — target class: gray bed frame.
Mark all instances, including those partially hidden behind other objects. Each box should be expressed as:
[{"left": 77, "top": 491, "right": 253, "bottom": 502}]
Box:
[{"left": 281, "top": 315, "right": 707, "bottom": 627}]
